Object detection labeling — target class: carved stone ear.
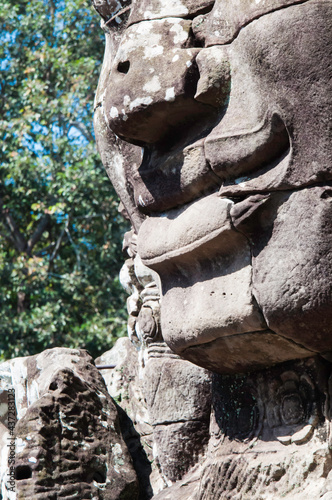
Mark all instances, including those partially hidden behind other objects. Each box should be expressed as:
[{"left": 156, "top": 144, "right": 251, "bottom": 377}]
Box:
[{"left": 194, "top": 46, "right": 230, "bottom": 108}]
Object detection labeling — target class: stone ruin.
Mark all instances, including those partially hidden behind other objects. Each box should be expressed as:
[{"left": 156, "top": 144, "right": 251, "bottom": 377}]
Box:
[{"left": 0, "top": 0, "right": 332, "bottom": 498}]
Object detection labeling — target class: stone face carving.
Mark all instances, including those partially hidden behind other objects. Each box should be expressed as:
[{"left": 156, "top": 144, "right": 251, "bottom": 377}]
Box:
[
  {"left": 1, "top": 2, "right": 331, "bottom": 499},
  {"left": 91, "top": 1, "right": 332, "bottom": 497},
  {"left": 93, "top": 0, "right": 332, "bottom": 373}
]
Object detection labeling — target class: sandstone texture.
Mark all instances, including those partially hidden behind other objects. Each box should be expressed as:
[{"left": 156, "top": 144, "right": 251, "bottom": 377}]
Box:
[
  {"left": 0, "top": 348, "right": 138, "bottom": 499},
  {"left": 93, "top": 0, "right": 332, "bottom": 372},
  {"left": 90, "top": 0, "right": 332, "bottom": 496},
  {"left": 2, "top": 0, "right": 331, "bottom": 498},
  {"left": 96, "top": 336, "right": 212, "bottom": 495}
]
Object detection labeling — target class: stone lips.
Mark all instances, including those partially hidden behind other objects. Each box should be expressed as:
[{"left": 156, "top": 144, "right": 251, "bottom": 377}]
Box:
[
  {"left": 137, "top": 194, "right": 235, "bottom": 267},
  {"left": 137, "top": 193, "right": 316, "bottom": 374}
]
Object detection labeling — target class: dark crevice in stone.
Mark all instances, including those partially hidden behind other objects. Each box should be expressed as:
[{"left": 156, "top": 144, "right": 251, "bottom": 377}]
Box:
[
  {"left": 115, "top": 402, "right": 154, "bottom": 500},
  {"left": 15, "top": 465, "right": 32, "bottom": 480},
  {"left": 117, "top": 60, "right": 130, "bottom": 74}
]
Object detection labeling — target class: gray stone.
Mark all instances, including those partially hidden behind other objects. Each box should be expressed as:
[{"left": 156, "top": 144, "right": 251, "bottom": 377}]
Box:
[
  {"left": 0, "top": 348, "right": 138, "bottom": 500},
  {"left": 91, "top": 0, "right": 332, "bottom": 497},
  {"left": 97, "top": 337, "right": 212, "bottom": 493},
  {"left": 192, "top": 0, "right": 313, "bottom": 46},
  {"left": 128, "top": 0, "right": 214, "bottom": 25},
  {"left": 93, "top": 0, "right": 332, "bottom": 370}
]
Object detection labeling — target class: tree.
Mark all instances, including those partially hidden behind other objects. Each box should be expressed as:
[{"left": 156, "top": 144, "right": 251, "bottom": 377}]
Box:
[{"left": 0, "top": 0, "right": 129, "bottom": 360}]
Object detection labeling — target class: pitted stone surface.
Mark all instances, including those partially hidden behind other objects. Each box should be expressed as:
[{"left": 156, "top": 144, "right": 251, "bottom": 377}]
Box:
[
  {"left": 128, "top": 0, "right": 215, "bottom": 25},
  {"left": 0, "top": 349, "right": 138, "bottom": 500}
]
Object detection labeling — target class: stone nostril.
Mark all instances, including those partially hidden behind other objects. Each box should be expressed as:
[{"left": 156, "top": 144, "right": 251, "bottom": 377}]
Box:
[{"left": 117, "top": 61, "right": 130, "bottom": 74}]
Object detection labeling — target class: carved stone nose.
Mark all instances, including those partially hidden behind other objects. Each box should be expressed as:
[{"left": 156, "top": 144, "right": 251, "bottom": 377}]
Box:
[{"left": 103, "top": 18, "right": 223, "bottom": 145}]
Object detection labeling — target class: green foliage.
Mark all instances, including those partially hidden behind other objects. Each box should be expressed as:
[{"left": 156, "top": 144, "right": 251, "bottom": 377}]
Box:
[{"left": 0, "top": 0, "right": 129, "bottom": 360}]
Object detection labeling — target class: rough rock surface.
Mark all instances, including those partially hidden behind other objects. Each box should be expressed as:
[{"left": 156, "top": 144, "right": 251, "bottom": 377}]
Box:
[
  {"left": 198, "top": 357, "right": 332, "bottom": 500},
  {"left": 91, "top": 0, "right": 332, "bottom": 497},
  {"left": 2, "top": 0, "right": 331, "bottom": 498},
  {"left": 96, "top": 338, "right": 159, "bottom": 498},
  {"left": 97, "top": 336, "right": 212, "bottom": 497},
  {"left": 0, "top": 348, "right": 138, "bottom": 499}
]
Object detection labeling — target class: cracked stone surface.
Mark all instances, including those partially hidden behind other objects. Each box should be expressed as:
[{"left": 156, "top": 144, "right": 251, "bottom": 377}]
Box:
[
  {"left": 0, "top": 348, "right": 138, "bottom": 500},
  {"left": 97, "top": 336, "right": 211, "bottom": 494}
]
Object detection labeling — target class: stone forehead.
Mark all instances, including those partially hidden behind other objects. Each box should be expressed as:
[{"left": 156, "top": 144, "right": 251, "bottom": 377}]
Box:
[
  {"left": 127, "top": 0, "right": 215, "bottom": 24},
  {"left": 120, "top": 0, "right": 316, "bottom": 46},
  {"left": 199, "top": 0, "right": 314, "bottom": 45},
  {"left": 126, "top": 0, "right": 312, "bottom": 25}
]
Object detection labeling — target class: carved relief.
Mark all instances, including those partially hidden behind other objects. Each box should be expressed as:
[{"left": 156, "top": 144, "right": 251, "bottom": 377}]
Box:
[
  {"left": 91, "top": 0, "right": 332, "bottom": 498},
  {"left": 93, "top": 0, "right": 332, "bottom": 373}
]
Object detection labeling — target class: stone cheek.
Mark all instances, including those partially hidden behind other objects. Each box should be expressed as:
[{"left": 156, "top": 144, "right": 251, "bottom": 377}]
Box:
[{"left": 246, "top": 187, "right": 332, "bottom": 353}]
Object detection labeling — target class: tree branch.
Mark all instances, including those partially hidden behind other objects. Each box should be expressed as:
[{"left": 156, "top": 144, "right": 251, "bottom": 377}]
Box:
[
  {"left": 0, "top": 230, "right": 15, "bottom": 246},
  {"left": 65, "top": 220, "right": 81, "bottom": 271},
  {"left": 1, "top": 208, "right": 27, "bottom": 253},
  {"left": 48, "top": 227, "right": 66, "bottom": 265},
  {"left": 27, "top": 214, "right": 51, "bottom": 255}
]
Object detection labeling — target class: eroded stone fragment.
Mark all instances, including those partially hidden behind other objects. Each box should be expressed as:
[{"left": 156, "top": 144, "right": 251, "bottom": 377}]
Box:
[
  {"left": 0, "top": 348, "right": 138, "bottom": 500},
  {"left": 194, "top": 46, "right": 230, "bottom": 107}
]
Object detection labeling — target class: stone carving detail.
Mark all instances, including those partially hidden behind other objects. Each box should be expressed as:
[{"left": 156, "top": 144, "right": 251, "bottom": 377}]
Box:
[
  {"left": 90, "top": 0, "right": 332, "bottom": 497},
  {"left": 199, "top": 357, "right": 330, "bottom": 500},
  {"left": 120, "top": 230, "right": 162, "bottom": 349},
  {"left": 0, "top": 349, "right": 138, "bottom": 500},
  {"left": 93, "top": 0, "right": 332, "bottom": 373},
  {"left": 212, "top": 358, "right": 325, "bottom": 447}
]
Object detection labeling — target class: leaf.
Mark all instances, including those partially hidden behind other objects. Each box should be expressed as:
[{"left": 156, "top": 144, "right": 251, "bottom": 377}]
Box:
[{"left": 0, "top": 0, "right": 129, "bottom": 361}]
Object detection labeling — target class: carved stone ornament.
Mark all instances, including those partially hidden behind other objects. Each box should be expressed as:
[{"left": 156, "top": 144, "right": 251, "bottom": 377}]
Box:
[
  {"left": 89, "top": 0, "right": 332, "bottom": 498},
  {"left": 93, "top": 0, "right": 332, "bottom": 374}
]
